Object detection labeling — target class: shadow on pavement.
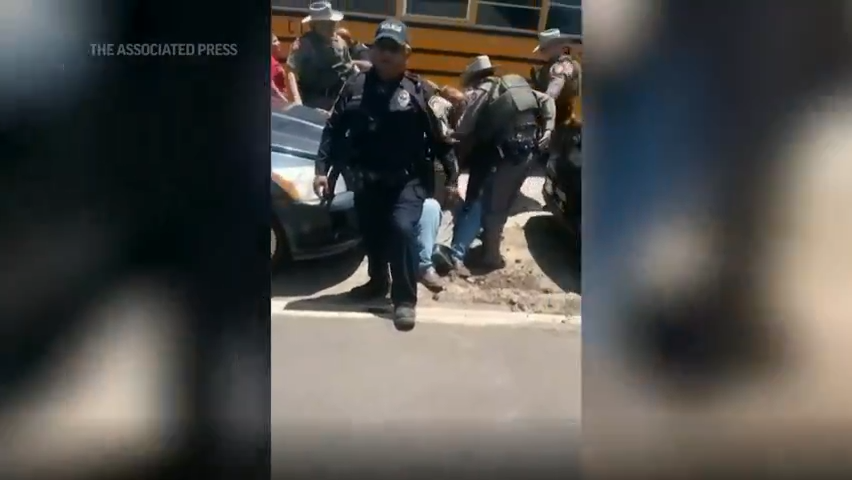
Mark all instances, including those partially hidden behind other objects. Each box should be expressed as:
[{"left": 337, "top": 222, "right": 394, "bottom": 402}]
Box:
[
  {"left": 524, "top": 215, "right": 581, "bottom": 294},
  {"left": 283, "top": 290, "right": 391, "bottom": 313},
  {"left": 272, "top": 248, "right": 364, "bottom": 298}
]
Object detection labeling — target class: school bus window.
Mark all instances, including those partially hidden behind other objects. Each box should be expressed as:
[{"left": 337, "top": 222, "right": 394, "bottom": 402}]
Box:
[
  {"left": 545, "top": 3, "right": 582, "bottom": 35},
  {"left": 280, "top": 0, "right": 396, "bottom": 15},
  {"left": 475, "top": 0, "right": 540, "bottom": 31},
  {"left": 406, "top": 0, "right": 469, "bottom": 19},
  {"left": 278, "top": 0, "right": 313, "bottom": 7},
  {"left": 337, "top": 0, "right": 396, "bottom": 15}
]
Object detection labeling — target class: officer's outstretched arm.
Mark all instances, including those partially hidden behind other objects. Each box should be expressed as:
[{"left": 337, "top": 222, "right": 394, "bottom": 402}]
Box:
[
  {"left": 545, "top": 76, "right": 565, "bottom": 100},
  {"left": 532, "top": 90, "right": 556, "bottom": 132},
  {"left": 315, "top": 82, "right": 352, "bottom": 176}
]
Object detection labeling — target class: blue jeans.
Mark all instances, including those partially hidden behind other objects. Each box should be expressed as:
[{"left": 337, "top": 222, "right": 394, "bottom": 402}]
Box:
[
  {"left": 450, "top": 197, "right": 483, "bottom": 262},
  {"left": 417, "top": 198, "right": 442, "bottom": 272}
]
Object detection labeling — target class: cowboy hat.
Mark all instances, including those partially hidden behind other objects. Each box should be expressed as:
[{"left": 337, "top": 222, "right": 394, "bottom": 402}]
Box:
[
  {"left": 301, "top": 1, "right": 344, "bottom": 23},
  {"left": 460, "top": 55, "right": 498, "bottom": 82},
  {"left": 533, "top": 28, "right": 574, "bottom": 52}
]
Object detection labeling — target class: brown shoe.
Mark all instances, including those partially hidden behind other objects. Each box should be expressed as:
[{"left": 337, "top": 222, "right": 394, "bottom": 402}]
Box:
[
  {"left": 419, "top": 267, "right": 444, "bottom": 292},
  {"left": 451, "top": 258, "right": 472, "bottom": 278}
]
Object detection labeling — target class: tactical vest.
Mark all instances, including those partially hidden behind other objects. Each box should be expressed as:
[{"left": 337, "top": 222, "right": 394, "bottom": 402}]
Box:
[
  {"left": 297, "top": 31, "right": 352, "bottom": 93},
  {"left": 478, "top": 73, "right": 540, "bottom": 140},
  {"left": 534, "top": 55, "right": 580, "bottom": 126}
]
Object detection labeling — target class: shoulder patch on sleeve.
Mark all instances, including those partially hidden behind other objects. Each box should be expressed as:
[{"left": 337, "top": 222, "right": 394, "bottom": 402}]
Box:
[
  {"left": 550, "top": 61, "right": 573, "bottom": 77},
  {"left": 428, "top": 96, "right": 449, "bottom": 117}
]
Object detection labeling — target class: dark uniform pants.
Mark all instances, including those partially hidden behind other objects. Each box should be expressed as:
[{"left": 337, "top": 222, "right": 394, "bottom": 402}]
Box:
[
  {"left": 549, "top": 124, "right": 576, "bottom": 164},
  {"left": 481, "top": 151, "right": 535, "bottom": 251},
  {"left": 354, "top": 178, "right": 425, "bottom": 306}
]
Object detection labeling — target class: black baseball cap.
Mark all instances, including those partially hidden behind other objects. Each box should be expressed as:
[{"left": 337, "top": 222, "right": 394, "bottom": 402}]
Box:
[{"left": 374, "top": 18, "right": 409, "bottom": 45}]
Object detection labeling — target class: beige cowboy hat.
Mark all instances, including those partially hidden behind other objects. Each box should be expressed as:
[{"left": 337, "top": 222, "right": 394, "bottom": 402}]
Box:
[
  {"left": 533, "top": 28, "right": 575, "bottom": 52},
  {"left": 460, "top": 55, "right": 498, "bottom": 82},
  {"left": 301, "top": 1, "right": 344, "bottom": 23}
]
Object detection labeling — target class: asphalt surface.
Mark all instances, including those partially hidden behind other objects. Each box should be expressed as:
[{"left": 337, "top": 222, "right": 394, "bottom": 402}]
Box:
[{"left": 272, "top": 313, "right": 580, "bottom": 477}]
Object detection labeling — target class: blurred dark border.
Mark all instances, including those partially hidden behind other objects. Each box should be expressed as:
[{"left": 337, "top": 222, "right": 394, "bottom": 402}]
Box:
[
  {"left": 0, "top": 0, "right": 270, "bottom": 479},
  {"left": 584, "top": 0, "right": 852, "bottom": 478}
]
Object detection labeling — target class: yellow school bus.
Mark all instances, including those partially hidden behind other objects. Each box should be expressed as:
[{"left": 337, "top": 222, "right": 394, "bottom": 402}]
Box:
[{"left": 272, "top": 0, "right": 582, "bottom": 118}]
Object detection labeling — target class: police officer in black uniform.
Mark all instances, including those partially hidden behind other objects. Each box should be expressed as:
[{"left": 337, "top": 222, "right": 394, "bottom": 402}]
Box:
[{"left": 312, "top": 18, "right": 459, "bottom": 331}]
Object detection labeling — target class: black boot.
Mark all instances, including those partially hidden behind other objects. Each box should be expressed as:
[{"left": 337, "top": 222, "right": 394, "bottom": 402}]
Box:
[
  {"left": 473, "top": 228, "right": 505, "bottom": 272},
  {"left": 347, "top": 278, "right": 390, "bottom": 301},
  {"left": 392, "top": 304, "right": 416, "bottom": 331}
]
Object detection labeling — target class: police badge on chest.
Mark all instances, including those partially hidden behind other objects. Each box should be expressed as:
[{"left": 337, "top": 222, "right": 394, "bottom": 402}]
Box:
[{"left": 390, "top": 89, "right": 411, "bottom": 111}]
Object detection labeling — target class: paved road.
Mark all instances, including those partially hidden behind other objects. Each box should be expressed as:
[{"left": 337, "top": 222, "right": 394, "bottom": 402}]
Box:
[{"left": 272, "top": 313, "right": 580, "bottom": 477}]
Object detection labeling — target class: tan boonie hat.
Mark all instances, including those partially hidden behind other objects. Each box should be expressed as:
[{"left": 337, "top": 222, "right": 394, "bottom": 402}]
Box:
[
  {"left": 461, "top": 55, "right": 498, "bottom": 82},
  {"left": 533, "top": 28, "right": 574, "bottom": 52},
  {"left": 302, "top": 1, "right": 344, "bottom": 23}
]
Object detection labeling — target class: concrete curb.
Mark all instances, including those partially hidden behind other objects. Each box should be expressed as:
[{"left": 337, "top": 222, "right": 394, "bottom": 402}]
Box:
[{"left": 271, "top": 299, "right": 581, "bottom": 330}]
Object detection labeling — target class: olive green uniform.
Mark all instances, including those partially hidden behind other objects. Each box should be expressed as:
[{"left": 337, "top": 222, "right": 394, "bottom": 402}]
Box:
[
  {"left": 452, "top": 73, "right": 556, "bottom": 267},
  {"left": 287, "top": 31, "right": 355, "bottom": 110},
  {"left": 532, "top": 54, "right": 581, "bottom": 163}
]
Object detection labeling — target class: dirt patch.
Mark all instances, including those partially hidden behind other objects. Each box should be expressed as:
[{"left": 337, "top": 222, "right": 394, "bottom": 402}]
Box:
[{"left": 420, "top": 215, "right": 581, "bottom": 316}]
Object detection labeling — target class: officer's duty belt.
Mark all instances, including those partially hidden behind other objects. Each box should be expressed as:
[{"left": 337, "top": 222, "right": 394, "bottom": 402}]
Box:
[{"left": 359, "top": 169, "right": 412, "bottom": 187}]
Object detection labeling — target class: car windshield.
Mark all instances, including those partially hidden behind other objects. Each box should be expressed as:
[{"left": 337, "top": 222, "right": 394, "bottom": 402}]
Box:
[{"left": 270, "top": 103, "right": 326, "bottom": 158}]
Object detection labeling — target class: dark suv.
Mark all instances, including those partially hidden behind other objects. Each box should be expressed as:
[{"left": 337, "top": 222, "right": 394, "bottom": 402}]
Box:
[{"left": 542, "top": 130, "right": 581, "bottom": 248}]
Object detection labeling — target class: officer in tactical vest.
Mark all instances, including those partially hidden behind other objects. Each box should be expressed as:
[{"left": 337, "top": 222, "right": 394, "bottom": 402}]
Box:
[
  {"left": 286, "top": 2, "right": 356, "bottom": 111},
  {"left": 312, "top": 18, "right": 459, "bottom": 331},
  {"left": 530, "top": 28, "right": 581, "bottom": 165},
  {"left": 446, "top": 55, "right": 556, "bottom": 273}
]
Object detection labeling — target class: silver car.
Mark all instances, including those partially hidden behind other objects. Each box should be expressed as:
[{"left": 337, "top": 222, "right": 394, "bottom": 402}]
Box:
[{"left": 271, "top": 102, "right": 359, "bottom": 266}]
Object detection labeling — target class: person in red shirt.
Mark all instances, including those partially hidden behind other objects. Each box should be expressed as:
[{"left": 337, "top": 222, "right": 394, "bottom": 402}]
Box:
[
  {"left": 271, "top": 34, "right": 290, "bottom": 102},
  {"left": 272, "top": 34, "right": 302, "bottom": 105}
]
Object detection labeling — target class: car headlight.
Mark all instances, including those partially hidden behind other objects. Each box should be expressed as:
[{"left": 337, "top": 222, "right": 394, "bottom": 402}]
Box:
[{"left": 272, "top": 169, "right": 347, "bottom": 205}]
